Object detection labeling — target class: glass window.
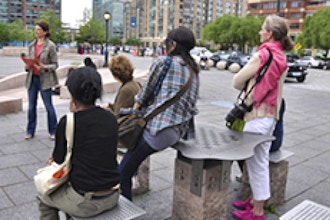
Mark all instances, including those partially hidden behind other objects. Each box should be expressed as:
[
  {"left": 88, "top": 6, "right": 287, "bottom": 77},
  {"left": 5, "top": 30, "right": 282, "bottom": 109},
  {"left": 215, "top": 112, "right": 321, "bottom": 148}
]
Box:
[{"left": 291, "top": 1, "right": 302, "bottom": 8}]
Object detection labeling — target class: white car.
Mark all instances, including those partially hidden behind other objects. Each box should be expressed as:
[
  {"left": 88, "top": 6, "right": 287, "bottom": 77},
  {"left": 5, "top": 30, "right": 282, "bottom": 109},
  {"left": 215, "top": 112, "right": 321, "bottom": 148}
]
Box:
[
  {"left": 190, "top": 47, "right": 213, "bottom": 61},
  {"left": 296, "top": 56, "right": 324, "bottom": 68}
]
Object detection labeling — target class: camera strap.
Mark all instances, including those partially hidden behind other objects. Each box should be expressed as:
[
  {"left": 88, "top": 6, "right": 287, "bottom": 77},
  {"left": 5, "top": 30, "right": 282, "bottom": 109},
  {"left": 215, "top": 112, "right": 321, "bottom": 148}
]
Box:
[{"left": 236, "top": 49, "right": 273, "bottom": 106}]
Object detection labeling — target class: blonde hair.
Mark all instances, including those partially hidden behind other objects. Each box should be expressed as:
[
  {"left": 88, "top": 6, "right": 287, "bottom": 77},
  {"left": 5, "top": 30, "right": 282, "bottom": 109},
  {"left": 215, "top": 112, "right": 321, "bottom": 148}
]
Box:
[
  {"left": 108, "top": 55, "right": 134, "bottom": 83},
  {"left": 264, "top": 15, "right": 294, "bottom": 51}
]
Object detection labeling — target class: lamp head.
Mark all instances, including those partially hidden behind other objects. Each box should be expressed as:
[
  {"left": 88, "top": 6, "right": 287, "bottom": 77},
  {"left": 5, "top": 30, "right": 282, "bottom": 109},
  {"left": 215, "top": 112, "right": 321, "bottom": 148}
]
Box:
[{"left": 103, "top": 11, "right": 111, "bottom": 21}]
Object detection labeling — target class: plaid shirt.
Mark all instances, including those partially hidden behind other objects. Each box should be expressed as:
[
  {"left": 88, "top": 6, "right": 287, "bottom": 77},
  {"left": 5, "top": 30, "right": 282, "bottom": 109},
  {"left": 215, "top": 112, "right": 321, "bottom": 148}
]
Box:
[{"left": 135, "top": 56, "right": 199, "bottom": 139}]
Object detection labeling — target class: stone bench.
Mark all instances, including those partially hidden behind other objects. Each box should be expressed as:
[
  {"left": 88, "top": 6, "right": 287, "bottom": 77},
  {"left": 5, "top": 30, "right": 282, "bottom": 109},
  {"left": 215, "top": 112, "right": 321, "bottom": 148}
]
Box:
[
  {"left": 240, "top": 149, "right": 294, "bottom": 206},
  {"left": 0, "top": 96, "right": 22, "bottom": 115},
  {"left": 68, "top": 195, "right": 146, "bottom": 220},
  {"left": 171, "top": 123, "right": 274, "bottom": 220},
  {"left": 280, "top": 200, "right": 330, "bottom": 220}
]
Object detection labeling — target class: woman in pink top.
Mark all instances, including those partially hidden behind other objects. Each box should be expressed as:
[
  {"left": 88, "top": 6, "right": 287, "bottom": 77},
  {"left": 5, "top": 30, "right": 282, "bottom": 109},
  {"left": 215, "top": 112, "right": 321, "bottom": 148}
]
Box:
[{"left": 231, "top": 15, "right": 294, "bottom": 220}]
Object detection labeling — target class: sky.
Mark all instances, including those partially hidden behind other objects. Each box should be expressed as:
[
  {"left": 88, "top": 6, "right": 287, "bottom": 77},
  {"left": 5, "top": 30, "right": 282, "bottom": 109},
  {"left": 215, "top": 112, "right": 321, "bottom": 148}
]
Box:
[{"left": 61, "top": 0, "right": 92, "bottom": 28}]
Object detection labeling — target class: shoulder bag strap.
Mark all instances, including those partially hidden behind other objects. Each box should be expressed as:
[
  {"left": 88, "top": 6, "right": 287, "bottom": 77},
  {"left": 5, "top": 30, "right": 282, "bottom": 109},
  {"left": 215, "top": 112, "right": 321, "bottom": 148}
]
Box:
[
  {"left": 239, "top": 49, "right": 273, "bottom": 103},
  {"left": 144, "top": 69, "right": 194, "bottom": 121},
  {"left": 63, "top": 112, "right": 74, "bottom": 165}
]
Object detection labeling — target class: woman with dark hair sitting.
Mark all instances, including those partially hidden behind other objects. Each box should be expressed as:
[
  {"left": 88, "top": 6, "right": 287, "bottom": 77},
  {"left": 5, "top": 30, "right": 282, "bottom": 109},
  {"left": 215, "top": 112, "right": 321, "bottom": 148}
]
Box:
[
  {"left": 119, "top": 26, "right": 200, "bottom": 201},
  {"left": 36, "top": 67, "right": 120, "bottom": 219}
]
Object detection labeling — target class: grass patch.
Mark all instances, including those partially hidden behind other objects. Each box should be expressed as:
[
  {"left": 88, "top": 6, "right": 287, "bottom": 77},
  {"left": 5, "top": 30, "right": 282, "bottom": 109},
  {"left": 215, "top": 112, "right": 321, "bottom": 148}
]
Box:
[{"left": 70, "top": 61, "right": 82, "bottom": 66}]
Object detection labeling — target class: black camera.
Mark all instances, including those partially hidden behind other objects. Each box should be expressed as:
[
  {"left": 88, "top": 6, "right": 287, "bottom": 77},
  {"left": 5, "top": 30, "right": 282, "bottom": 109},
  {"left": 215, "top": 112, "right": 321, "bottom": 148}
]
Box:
[{"left": 225, "top": 103, "right": 252, "bottom": 127}]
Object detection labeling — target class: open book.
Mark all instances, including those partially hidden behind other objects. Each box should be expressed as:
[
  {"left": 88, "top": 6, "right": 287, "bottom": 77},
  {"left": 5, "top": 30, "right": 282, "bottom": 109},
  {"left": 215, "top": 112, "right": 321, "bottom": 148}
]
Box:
[{"left": 21, "top": 56, "right": 39, "bottom": 67}]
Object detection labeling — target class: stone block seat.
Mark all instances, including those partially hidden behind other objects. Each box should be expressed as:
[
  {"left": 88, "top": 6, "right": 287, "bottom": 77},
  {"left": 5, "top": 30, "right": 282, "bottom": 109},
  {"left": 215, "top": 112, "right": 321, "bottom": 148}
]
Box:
[
  {"left": 0, "top": 96, "right": 22, "bottom": 115},
  {"left": 240, "top": 149, "right": 294, "bottom": 206}
]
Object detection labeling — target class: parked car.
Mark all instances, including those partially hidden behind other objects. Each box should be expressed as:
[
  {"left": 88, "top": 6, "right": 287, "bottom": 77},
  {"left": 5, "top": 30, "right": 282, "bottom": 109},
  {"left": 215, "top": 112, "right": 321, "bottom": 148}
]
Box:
[
  {"left": 225, "top": 54, "right": 250, "bottom": 69},
  {"left": 286, "top": 54, "right": 308, "bottom": 83},
  {"left": 209, "top": 52, "right": 230, "bottom": 67},
  {"left": 296, "top": 56, "right": 324, "bottom": 68},
  {"left": 190, "top": 47, "right": 213, "bottom": 61},
  {"left": 322, "top": 60, "right": 330, "bottom": 70}
]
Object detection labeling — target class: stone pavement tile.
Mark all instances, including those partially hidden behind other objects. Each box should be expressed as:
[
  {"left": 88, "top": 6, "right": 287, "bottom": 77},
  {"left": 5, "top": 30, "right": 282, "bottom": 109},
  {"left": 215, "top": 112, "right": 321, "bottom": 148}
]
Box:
[
  {"left": 19, "top": 162, "right": 45, "bottom": 180},
  {"left": 4, "top": 182, "right": 36, "bottom": 205},
  {"left": 0, "top": 202, "right": 39, "bottom": 220},
  {"left": 149, "top": 173, "right": 173, "bottom": 193},
  {"left": 0, "top": 153, "right": 38, "bottom": 169},
  {"left": 285, "top": 179, "right": 310, "bottom": 201},
  {"left": 0, "top": 140, "right": 48, "bottom": 154},
  {"left": 288, "top": 181, "right": 330, "bottom": 207},
  {"left": 288, "top": 164, "right": 327, "bottom": 186},
  {"left": 303, "top": 151, "right": 330, "bottom": 174},
  {"left": 0, "top": 189, "right": 13, "bottom": 209},
  {"left": 318, "top": 133, "right": 330, "bottom": 143},
  {"left": 134, "top": 187, "right": 173, "bottom": 220},
  {"left": 31, "top": 148, "right": 53, "bottom": 162},
  {"left": 0, "top": 168, "right": 28, "bottom": 186}
]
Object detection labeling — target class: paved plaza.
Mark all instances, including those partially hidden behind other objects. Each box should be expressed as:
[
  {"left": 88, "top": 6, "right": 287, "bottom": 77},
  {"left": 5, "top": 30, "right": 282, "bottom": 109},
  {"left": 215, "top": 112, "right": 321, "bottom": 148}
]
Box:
[{"left": 0, "top": 52, "right": 330, "bottom": 219}]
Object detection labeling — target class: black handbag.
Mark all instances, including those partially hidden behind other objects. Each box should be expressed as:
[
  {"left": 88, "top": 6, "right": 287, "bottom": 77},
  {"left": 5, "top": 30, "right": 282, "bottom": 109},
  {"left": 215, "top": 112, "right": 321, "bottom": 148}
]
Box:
[
  {"left": 225, "top": 49, "right": 273, "bottom": 131},
  {"left": 118, "top": 62, "right": 194, "bottom": 150}
]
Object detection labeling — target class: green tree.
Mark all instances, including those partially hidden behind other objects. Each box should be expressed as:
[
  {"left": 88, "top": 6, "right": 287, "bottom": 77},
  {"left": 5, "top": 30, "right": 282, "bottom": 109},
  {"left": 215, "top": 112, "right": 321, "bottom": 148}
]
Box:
[
  {"left": 202, "top": 15, "right": 263, "bottom": 51},
  {"left": 0, "top": 23, "right": 10, "bottom": 46},
  {"left": 8, "top": 20, "right": 33, "bottom": 45},
  {"left": 79, "top": 15, "right": 105, "bottom": 46},
  {"left": 298, "top": 8, "right": 330, "bottom": 56},
  {"left": 40, "top": 9, "right": 66, "bottom": 43},
  {"left": 125, "top": 38, "right": 142, "bottom": 46},
  {"left": 109, "top": 37, "right": 121, "bottom": 45}
]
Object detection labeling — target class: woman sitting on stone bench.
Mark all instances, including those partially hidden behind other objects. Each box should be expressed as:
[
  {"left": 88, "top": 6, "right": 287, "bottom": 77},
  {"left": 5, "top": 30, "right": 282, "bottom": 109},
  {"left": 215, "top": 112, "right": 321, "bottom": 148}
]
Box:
[{"left": 36, "top": 67, "right": 120, "bottom": 219}]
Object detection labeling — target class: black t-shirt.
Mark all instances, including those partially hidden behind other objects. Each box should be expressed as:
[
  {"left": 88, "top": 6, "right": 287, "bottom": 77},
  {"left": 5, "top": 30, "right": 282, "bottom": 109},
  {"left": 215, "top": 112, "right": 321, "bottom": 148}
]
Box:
[{"left": 53, "top": 107, "right": 120, "bottom": 192}]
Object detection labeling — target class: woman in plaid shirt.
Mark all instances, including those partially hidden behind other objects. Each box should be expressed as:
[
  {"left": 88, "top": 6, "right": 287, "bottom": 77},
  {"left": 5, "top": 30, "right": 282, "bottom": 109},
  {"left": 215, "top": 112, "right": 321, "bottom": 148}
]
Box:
[{"left": 119, "top": 26, "right": 200, "bottom": 200}]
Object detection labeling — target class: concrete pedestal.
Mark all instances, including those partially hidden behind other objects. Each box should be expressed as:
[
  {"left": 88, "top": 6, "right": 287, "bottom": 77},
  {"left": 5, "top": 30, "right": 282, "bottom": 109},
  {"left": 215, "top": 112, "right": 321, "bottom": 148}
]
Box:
[
  {"left": 172, "top": 155, "right": 231, "bottom": 220},
  {"left": 0, "top": 96, "right": 22, "bottom": 115},
  {"left": 240, "top": 160, "right": 289, "bottom": 206}
]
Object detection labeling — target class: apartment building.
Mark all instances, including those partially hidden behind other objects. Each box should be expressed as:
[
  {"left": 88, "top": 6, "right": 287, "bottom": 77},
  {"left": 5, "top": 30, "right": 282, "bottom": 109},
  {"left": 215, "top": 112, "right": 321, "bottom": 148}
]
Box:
[
  {"left": 247, "top": 0, "right": 330, "bottom": 37},
  {"left": 0, "top": 0, "right": 61, "bottom": 29},
  {"left": 121, "top": 0, "right": 248, "bottom": 47}
]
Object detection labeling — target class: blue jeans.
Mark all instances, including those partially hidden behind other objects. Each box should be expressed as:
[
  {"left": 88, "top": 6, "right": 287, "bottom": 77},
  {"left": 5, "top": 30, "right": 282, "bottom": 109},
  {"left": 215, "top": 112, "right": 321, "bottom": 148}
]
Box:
[
  {"left": 119, "top": 137, "right": 156, "bottom": 200},
  {"left": 27, "top": 75, "right": 57, "bottom": 136}
]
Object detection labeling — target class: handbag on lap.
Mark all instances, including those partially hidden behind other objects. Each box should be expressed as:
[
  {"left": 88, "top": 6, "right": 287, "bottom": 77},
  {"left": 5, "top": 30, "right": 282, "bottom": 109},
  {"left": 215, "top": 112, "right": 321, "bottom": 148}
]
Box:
[{"left": 34, "top": 112, "right": 74, "bottom": 196}]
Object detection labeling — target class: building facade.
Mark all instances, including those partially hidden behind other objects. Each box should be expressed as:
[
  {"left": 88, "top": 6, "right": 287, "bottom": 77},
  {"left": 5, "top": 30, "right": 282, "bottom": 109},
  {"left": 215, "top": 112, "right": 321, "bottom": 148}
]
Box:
[
  {"left": 0, "top": 0, "right": 61, "bottom": 29},
  {"left": 247, "top": 0, "right": 330, "bottom": 37},
  {"left": 122, "top": 0, "right": 248, "bottom": 47},
  {"left": 93, "top": 0, "right": 126, "bottom": 40}
]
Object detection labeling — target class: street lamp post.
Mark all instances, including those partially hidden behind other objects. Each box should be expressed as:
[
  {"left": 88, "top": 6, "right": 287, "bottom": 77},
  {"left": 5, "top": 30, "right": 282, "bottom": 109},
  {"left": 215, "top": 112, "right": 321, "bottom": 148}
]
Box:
[
  {"left": 103, "top": 11, "right": 111, "bottom": 67},
  {"left": 277, "top": 0, "right": 281, "bottom": 15}
]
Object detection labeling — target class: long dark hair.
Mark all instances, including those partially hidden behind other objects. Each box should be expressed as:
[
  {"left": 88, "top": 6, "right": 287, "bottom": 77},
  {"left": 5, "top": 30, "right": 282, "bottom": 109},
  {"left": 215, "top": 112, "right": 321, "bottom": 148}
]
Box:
[{"left": 165, "top": 26, "right": 199, "bottom": 74}]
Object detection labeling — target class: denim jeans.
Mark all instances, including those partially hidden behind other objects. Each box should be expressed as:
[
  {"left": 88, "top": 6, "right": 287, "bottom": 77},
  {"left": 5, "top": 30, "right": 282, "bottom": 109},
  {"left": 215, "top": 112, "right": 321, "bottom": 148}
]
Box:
[
  {"left": 119, "top": 137, "right": 156, "bottom": 200},
  {"left": 27, "top": 75, "right": 57, "bottom": 136}
]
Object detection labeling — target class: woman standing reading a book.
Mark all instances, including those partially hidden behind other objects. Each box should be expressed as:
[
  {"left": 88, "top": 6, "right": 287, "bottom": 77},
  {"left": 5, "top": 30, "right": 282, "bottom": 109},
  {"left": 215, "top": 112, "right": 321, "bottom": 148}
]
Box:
[{"left": 24, "top": 21, "right": 58, "bottom": 140}]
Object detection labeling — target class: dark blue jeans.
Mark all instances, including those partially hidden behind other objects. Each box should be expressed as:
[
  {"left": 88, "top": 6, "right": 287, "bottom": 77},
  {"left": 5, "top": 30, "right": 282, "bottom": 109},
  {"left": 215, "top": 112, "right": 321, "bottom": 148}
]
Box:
[
  {"left": 119, "top": 137, "right": 156, "bottom": 200},
  {"left": 27, "top": 75, "right": 57, "bottom": 136}
]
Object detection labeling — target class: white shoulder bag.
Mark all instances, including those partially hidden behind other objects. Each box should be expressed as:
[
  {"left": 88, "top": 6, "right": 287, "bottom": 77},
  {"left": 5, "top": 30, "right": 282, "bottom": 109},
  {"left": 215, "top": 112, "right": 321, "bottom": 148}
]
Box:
[{"left": 34, "top": 112, "right": 74, "bottom": 196}]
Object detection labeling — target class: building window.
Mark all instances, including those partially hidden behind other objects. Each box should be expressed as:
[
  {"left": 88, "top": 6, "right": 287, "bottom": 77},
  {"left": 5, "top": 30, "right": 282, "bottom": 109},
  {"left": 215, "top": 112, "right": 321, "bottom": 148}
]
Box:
[
  {"left": 290, "top": 13, "right": 301, "bottom": 19},
  {"left": 291, "top": 1, "right": 302, "bottom": 8},
  {"left": 289, "top": 23, "right": 300, "bottom": 29}
]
